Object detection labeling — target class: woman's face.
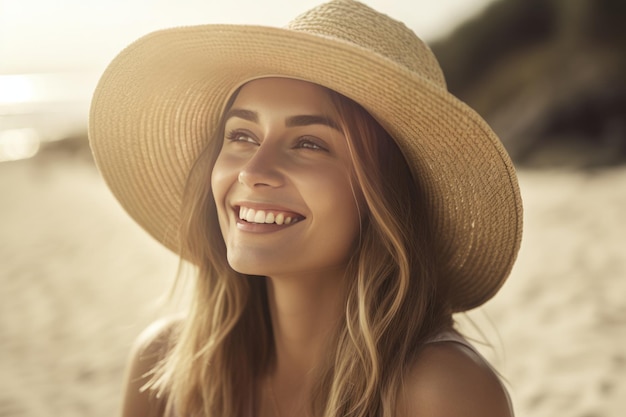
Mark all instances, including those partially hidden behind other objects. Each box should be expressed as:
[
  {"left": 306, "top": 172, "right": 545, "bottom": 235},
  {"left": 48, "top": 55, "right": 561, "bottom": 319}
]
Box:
[{"left": 211, "top": 78, "right": 361, "bottom": 279}]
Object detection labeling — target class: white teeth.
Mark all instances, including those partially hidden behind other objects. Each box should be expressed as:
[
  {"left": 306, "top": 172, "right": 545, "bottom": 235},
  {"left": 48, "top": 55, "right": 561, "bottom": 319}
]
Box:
[
  {"left": 238, "top": 206, "right": 301, "bottom": 225},
  {"left": 254, "top": 210, "right": 266, "bottom": 223}
]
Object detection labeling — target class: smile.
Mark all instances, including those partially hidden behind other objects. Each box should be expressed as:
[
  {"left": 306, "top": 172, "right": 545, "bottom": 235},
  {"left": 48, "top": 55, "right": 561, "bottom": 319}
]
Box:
[{"left": 238, "top": 206, "right": 305, "bottom": 225}]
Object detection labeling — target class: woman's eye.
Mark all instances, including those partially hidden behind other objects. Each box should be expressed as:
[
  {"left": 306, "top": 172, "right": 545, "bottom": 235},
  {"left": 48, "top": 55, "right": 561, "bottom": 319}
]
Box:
[
  {"left": 296, "top": 137, "right": 327, "bottom": 152},
  {"left": 225, "top": 130, "right": 257, "bottom": 144}
]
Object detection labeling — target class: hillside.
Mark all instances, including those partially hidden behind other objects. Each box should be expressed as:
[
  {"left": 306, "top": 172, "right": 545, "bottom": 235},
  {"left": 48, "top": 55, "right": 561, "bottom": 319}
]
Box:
[{"left": 431, "top": 0, "right": 626, "bottom": 167}]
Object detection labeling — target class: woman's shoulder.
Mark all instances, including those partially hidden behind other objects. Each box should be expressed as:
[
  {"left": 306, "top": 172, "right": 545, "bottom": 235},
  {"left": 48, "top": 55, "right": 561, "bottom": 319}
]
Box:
[
  {"left": 120, "top": 315, "right": 184, "bottom": 417},
  {"left": 132, "top": 315, "right": 183, "bottom": 357},
  {"left": 396, "top": 332, "right": 513, "bottom": 417}
]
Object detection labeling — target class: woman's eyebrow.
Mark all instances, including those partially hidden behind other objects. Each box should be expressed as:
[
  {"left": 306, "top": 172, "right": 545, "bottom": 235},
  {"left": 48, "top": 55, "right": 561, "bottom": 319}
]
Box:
[
  {"left": 286, "top": 115, "right": 340, "bottom": 131},
  {"left": 225, "top": 109, "right": 340, "bottom": 132},
  {"left": 225, "top": 108, "right": 258, "bottom": 123}
]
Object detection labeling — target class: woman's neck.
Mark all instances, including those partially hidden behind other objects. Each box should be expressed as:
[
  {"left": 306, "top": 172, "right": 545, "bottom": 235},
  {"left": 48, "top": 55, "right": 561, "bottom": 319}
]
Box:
[{"left": 266, "top": 268, "right": 346, "bottom": 387}]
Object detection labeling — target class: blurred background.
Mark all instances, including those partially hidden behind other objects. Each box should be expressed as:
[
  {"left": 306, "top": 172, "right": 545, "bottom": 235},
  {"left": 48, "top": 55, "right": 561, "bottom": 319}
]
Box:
[{"left": 1, "top": 0, "right": 625, "bottom": 416}]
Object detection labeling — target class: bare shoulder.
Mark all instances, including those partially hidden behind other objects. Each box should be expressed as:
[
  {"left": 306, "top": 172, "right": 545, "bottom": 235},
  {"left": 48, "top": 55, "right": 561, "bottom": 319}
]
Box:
[
  {"left": 120, "top": 316, "right": 183, "bottom": 417},
  {"left": 132, "top": 315, "right": 182, "bottom": 359},
  {"left": 396, "top": 342, "right": 513, "bottom": 417}
]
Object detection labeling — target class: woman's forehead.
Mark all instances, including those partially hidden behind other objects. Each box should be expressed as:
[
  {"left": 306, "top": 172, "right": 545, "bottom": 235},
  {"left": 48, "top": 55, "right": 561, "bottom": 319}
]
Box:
[{"left": 232, "top": 78, "right": 336, "bottom": 115}]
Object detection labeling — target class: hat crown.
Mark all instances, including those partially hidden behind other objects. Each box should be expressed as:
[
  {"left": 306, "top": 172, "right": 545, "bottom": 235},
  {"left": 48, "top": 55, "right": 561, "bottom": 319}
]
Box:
[{"left": 286, "top": 0, "right": 446, "bottom": 89}]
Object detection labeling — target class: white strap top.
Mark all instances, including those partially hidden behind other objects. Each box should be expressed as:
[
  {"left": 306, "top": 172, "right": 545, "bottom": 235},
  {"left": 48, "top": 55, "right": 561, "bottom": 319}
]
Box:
[{"left": 425, "top": 329, "right": 515, "bottom": 415}]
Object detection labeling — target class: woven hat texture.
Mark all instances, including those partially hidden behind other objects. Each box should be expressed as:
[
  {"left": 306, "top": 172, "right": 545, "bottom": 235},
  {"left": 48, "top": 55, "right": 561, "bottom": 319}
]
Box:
[{"left": 89, "top": 0, "right": 523, "bottom": 311}]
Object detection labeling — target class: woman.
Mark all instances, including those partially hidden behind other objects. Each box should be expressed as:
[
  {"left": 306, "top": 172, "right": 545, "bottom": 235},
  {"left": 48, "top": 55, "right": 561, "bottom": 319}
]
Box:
[{"left": 89, "top": 1, "right": 522, "bottom": 416}]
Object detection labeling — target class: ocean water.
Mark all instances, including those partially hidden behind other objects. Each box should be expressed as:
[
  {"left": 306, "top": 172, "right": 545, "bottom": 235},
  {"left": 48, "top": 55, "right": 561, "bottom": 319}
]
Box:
[{"left": 0, "top": 72, "right": 98, "bottom": 161}]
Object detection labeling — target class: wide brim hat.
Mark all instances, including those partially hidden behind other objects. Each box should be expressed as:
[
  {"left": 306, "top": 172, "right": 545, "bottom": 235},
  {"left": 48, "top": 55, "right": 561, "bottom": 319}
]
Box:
[{"left": 89, "top": 0, "right": 523, "bottom": 312}]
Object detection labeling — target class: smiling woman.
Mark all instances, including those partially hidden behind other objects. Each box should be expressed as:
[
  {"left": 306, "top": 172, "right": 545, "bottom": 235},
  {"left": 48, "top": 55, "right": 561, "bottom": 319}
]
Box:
[
  {"left": 88, "top": 1, "right": 521, "bottom": 416},
  {"left": 212, "top": 79, "right": 361, "bottom": 279}
]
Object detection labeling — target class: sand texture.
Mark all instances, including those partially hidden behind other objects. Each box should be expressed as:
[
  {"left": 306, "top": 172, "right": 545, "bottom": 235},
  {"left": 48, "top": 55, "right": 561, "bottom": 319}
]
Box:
[{"left": 1, "top": 153, "right": 625, "bottom": 417}]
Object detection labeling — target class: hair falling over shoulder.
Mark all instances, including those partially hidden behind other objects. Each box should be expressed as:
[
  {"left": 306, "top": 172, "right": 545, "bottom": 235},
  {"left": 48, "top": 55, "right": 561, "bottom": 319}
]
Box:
[{"left": 147, "top": 88, "right": 453, "bottom": 417}]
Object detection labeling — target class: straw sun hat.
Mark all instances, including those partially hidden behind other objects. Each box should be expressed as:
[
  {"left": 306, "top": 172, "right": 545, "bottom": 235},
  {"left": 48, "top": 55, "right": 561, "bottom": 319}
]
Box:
[{"left": 89, "top": 0, "right": 522, "bottom": 312}]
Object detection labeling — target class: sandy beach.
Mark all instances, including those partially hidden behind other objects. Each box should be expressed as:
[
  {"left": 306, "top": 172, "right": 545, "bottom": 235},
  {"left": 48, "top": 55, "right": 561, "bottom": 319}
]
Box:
[{"left": 1, "top": 150, "right": 624, "bottom": 417}]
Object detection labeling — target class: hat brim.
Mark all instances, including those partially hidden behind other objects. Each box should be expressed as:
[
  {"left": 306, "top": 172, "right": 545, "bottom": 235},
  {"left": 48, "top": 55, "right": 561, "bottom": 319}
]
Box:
[{"left": 89, "top": 24, "right": 522, "bottom": 311}]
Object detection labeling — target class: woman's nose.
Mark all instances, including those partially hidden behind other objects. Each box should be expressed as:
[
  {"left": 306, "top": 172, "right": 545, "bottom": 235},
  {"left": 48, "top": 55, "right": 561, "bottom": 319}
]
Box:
[{"left": 237, "top": 145, "right": 285, "bottom": 188}]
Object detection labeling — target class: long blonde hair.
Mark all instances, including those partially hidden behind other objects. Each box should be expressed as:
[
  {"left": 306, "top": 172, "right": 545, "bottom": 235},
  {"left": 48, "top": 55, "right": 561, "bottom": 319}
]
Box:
[{"left": 151, "top": 84, "right": 452, "bottom": 417}]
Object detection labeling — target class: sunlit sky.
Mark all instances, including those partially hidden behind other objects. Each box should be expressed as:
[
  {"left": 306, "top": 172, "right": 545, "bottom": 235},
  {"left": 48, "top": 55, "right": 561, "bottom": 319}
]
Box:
[
  {"left": 1, "top": 0, "right": 497, "bottom": 74},
  {"left": 0, "top": 0, "right": 498, "bottom": 161}
]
